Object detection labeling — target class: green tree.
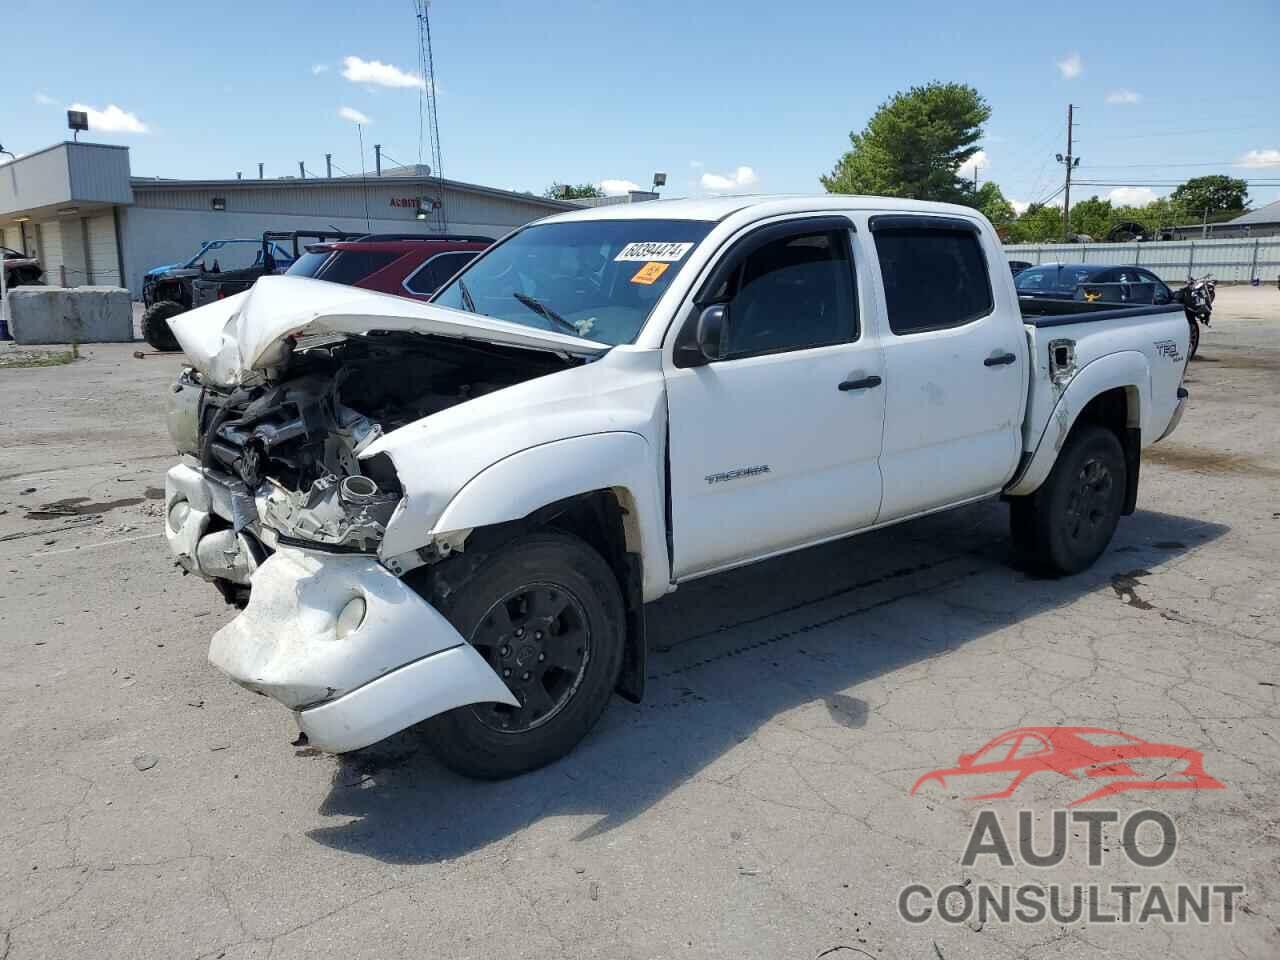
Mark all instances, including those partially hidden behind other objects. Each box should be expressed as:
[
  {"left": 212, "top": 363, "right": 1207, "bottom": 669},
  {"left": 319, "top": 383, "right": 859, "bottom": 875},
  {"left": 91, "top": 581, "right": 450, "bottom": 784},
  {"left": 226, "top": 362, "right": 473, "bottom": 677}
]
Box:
[
  {"left": 971, "top": 181, "right": 1015, "bottom": 226},
  {"left": 821, "top": 82, "right": 990, "bottom": 202},
  {"left": 1170, "top": 175, "right": 1248, "bottom": 216},
  {"left": 1005, "top": 203, "right": 1063, "bottom": 243},
  {"left": 544, "top": 182, "right": 603, "bottom": 200},
  {"left": 1069, "top": 196, "right": 1113, "bottom": 239}
]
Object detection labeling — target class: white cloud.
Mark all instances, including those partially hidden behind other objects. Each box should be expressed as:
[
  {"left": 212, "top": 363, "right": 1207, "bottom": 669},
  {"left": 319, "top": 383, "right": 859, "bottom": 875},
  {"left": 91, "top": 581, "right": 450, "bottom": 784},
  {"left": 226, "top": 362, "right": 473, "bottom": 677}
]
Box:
[
  {"left": 1106, "top": 89, "right": 1141, "bottom": 105},
  {"left": 957, "top": 149, "right": 988, "bottom": 178},
  {"left": 1011, "top": 199, "right": 1031, "bottom": 216},
  {"left": 68, "top": 103, "right": 148, "bottom": 134},
  {"left": 600, "top": 178, "right": 643, "bottom": 195},
  {"left": 1236, "top": 148, "right": 1280, "bottom": 168},
  {"left": 1108, "top": 186, "right": 1158, "bottom": 207},
  {"left": 338, "top": 106, "right": 371, "bottom": 125},
  {"left": 1055, "top": 52, "right": 1082, "bottom": 79},
  {"left": 700, "top": 165, "right": 759, "bottom": 192},
  {"left": 312, "top": 63, "right": 329, "bottom": 75},
  {"left": 341, "top": 55, "right": 425, "bottom": 89},
  {"left": 33, "top": 91, "right": 55, "bottom": 105}
]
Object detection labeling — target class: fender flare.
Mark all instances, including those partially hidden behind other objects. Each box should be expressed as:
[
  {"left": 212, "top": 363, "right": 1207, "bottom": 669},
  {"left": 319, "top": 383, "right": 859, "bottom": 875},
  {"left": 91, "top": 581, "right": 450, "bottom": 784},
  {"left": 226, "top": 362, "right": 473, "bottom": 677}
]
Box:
[
  {"left": 431, "top": 431, "right": 670, "bottom": 602},
  {"left": 1006, "top": 351, "right": 1148, "bottom": 497}
]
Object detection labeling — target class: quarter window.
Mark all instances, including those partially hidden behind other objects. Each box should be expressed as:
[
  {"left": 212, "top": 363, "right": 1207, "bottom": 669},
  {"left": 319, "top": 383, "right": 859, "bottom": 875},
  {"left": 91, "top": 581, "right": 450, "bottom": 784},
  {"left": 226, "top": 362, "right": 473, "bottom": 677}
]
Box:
[
  {"left": 875, "top": 226, "right": 993, "bottom": 335},
  {"left": 719, "top": 230, "right": 857, "bottom": 358}
]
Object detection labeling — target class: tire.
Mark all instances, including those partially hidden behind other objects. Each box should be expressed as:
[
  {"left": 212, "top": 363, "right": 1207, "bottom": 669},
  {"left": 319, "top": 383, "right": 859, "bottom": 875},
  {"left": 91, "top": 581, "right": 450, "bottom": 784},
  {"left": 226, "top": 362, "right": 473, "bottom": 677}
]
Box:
[
  {"left": 421, "top": 532, "right": 626, "bottom": 779},
  {"left": 1009, "top": 424, "right": 1127, "bottom": 576},
  {"left": 141, "top": 300, "right": 184, "bottom": 352},
  {"left": 1187, "top": 317, "right": 1200, "bottom": 360}
]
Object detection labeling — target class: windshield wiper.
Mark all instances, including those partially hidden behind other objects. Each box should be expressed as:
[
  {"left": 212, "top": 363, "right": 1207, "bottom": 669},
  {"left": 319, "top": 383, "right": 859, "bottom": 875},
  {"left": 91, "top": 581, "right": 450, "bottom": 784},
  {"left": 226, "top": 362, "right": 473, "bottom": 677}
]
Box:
[
  {"left": 512, "top": 292, "right": 580, "bottom": 336},
  {"left": 458, "top": 278, "right": 477, "bottom": 314}
]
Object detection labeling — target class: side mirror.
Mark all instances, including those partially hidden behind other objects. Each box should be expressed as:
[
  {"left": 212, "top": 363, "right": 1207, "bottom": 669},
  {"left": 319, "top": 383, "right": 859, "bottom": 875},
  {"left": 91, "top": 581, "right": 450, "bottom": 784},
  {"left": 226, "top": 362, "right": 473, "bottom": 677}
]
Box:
[
  {"left": 696, "top": 304, "right": 729, "bottom": 362},
  {"left": 673, "top": 303, "right": 731, "bottom": 368}
]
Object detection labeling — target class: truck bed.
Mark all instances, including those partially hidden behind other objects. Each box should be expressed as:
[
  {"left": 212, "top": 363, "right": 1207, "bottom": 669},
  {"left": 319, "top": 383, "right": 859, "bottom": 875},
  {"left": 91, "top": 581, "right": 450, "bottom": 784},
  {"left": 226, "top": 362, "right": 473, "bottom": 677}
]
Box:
[{"left": 1018, "top": 296, "right": 1180, "bottom": 327}]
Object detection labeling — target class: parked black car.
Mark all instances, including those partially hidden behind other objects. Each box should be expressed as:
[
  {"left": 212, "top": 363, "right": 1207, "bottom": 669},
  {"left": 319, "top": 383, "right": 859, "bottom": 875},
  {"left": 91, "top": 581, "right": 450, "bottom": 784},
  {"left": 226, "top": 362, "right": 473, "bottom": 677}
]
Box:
[
  {"left": 1014, "top": 262, "right": 1174, "bottom": 304},
  {"left": 140, "top": 231, "right": 358, "bottom": 350}
]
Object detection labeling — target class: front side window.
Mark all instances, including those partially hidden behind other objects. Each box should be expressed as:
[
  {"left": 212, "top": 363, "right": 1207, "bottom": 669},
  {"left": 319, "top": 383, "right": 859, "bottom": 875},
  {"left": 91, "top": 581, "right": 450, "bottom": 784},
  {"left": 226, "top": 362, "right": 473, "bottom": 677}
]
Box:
[
  {"left": 875, "top": 226, "right": 993, "bottom": 335},
  {"left": 404, "top": 251, "right": 478, "bottom": 295},
  {"left": 433, "top": 219, "right": 713, "bottom": 345},
  {"left": 718, "top": 230, "right": 857, "bottom": 358}
]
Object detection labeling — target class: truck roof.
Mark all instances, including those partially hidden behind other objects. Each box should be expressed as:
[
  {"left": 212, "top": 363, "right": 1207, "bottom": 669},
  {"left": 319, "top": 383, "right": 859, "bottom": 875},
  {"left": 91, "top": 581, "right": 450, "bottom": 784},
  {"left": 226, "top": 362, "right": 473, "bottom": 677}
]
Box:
[{"left": 542, "top": 194, "right": 987, "bottom": 224}]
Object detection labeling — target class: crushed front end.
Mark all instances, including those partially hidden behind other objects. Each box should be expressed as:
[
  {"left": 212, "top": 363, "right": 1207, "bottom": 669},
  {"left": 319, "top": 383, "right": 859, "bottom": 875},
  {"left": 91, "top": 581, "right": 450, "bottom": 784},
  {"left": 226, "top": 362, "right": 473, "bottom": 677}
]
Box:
[{"left": 162, "top": 333, "right": 558, "bottom": 751}]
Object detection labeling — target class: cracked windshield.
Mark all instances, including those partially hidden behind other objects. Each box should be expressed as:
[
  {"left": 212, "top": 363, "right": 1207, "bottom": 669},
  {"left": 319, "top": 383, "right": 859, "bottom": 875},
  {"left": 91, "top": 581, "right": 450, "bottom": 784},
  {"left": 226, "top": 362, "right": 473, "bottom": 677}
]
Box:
[{"left": 432, "top": 219, "right": 713, "bottom": 344}]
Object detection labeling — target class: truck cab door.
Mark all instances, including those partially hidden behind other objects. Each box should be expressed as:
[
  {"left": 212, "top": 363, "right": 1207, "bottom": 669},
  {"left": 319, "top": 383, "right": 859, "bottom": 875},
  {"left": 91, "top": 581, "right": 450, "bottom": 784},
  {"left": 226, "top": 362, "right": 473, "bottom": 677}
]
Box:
[
  {"left": 664, "top": 217, "right": 885, "bottom": 579},
  {"left": 864, "top": 215, "right": 1025, "bottom": 520}
]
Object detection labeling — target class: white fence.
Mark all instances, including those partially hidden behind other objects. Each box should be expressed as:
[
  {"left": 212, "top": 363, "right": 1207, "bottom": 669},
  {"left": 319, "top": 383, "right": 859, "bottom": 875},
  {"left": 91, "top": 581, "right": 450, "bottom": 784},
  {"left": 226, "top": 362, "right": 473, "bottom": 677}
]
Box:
[{"left": 1003, "top": 236, "right": 1280, "bottom": 284}]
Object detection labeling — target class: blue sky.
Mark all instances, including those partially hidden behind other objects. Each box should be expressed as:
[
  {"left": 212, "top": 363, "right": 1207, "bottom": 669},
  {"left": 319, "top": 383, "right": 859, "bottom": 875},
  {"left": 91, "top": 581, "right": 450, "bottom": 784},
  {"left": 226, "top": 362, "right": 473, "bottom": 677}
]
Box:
[{"left": 3, "top": 0, "right": 1277, "bottom": 210}]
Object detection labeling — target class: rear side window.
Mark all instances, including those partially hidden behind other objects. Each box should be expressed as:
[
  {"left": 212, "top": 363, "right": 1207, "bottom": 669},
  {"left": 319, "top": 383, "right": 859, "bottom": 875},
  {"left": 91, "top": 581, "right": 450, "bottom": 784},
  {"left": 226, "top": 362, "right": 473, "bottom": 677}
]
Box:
[
  {"left": 316, "top": 251, "right": 398, "bottom": 286},
  {"left": 720, "top": 230, "right": 857, "bottom": 358},
  {"left": 874, "top": 226, "right": 993, "bottom": 335},
  {"left": 286, "top": 251, "right": 332, "bottom": 278},
  {"left": 404, "top": 251, "right": 479, "bottom": 295}
]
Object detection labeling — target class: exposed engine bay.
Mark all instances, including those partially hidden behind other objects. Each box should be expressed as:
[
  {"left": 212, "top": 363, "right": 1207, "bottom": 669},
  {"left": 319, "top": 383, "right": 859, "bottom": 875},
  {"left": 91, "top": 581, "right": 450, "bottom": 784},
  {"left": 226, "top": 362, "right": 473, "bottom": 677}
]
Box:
[{"left": 171, "top": 332, "right": 576, "bottom": 556}]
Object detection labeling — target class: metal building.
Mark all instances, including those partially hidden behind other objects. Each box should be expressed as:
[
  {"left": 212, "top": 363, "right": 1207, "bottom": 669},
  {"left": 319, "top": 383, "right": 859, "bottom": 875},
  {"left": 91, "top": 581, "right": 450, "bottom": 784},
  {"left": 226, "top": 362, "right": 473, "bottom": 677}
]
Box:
[{"left": 1, "top": 141, "right": 573, "bottom": 298}]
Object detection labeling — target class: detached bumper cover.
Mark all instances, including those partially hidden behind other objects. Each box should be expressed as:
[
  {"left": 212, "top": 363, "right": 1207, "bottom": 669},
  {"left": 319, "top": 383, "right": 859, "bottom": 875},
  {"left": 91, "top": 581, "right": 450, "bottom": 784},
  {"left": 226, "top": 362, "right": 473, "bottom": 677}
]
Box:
[{"left": 205, "top": 545, "right": 517, "bottom": 753}]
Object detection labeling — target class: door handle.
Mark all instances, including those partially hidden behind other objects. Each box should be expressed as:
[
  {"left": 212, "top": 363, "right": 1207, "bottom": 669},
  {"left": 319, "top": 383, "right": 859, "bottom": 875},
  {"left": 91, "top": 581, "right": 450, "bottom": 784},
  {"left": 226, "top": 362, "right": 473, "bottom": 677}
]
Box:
[
  {"left": 838, "top": 375, "right": 882, "bottom": 391},
  {"left": 984, "top": 352, "right": 1017, "bottom": 366}
]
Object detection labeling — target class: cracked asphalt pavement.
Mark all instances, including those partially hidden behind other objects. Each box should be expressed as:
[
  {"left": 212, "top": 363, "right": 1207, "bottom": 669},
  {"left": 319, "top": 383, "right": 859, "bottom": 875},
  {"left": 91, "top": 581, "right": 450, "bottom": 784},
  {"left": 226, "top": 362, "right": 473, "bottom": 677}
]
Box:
[{"left": 2, "top": 286, "right": 1277, "bottom": 959}]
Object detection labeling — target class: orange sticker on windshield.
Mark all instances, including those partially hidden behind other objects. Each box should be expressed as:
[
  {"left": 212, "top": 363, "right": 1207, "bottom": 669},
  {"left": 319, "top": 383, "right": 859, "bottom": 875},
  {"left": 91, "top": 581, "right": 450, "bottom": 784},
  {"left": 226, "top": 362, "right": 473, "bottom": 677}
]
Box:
[{"left": 631, "top": 261, "right": 669, "bottom": 285}]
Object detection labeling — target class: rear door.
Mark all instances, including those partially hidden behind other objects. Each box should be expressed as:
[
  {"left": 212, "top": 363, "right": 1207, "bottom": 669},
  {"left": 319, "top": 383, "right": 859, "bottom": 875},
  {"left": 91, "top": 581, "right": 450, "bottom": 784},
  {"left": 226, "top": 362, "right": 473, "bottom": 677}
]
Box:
[
  {"left": 865, "top": 214, "right": 1025, "bottom": 520},
  {"left": 665, "top": 216, "right": 885, "bottom": 578}
]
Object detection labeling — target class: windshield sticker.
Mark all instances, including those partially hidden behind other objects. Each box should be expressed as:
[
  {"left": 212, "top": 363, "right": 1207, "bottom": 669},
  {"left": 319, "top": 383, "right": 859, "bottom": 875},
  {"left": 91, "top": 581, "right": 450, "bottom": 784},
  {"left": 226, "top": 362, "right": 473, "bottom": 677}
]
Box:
[
  {"left": 630, "top": 261, "right": 670, "bottom": 285},
  {"left": 614, "top": 241, "right": 695, "bottom": 263}
]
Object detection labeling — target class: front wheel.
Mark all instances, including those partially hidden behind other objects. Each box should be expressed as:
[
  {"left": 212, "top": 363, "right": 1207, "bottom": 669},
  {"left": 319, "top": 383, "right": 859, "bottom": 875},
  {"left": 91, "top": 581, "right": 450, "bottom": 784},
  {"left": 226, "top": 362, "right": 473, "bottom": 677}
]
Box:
[
  {"left": 1009, "top": 424, "right": 1127, "bottom": 576},
  {"left": 1187, "top": 317, "right": 1200, "bottom": 360},
  {"left": 421, "top": 532, "right": 626, "bottom": 779},
  {"left": 141, "top": 300, "right": 185, "bottom": 352}
]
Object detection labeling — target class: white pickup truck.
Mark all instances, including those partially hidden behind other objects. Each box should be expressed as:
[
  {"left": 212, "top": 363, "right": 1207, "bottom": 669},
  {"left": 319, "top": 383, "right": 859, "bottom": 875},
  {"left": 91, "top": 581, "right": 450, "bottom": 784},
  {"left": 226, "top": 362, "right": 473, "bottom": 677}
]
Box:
[{"left": 163, "top": 196, "right": 1190, "bottom": 778}]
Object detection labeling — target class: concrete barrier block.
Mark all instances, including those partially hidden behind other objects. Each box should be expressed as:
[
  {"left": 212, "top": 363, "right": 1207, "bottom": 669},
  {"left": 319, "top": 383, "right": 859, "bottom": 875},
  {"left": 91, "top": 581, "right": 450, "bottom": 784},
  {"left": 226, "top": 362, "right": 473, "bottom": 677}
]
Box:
[{"left": 8, "top": 286, "right": 134, "bottom": 344}]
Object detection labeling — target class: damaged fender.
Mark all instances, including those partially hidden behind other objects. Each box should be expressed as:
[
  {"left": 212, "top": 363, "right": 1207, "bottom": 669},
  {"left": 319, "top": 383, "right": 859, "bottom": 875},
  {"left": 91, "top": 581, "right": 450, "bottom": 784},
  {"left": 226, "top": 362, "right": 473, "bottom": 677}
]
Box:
[
  {"left": 428, "top": 431, "right": 670, "bottom": 602},
  {"left": 209, "top": 545, "right": 517, "bottom": 753},
  {"left": 1005, "top": 351, "right": 1148, "bottom": 497}
]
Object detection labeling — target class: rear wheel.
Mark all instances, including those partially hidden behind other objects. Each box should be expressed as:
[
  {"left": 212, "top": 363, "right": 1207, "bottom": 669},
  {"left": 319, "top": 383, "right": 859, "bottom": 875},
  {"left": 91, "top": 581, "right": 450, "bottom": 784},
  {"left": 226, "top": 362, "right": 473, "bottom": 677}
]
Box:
[
  {"left": 1009, "top": 424, "right": 1127, "bottom": 576},
  {"left": 141, "top": 300, "right": 184, "bottom": 352},
  {"left": 1187, "top": 317, "right": 1200, "bottom": 360},
  {"left": 421, "top": 532, "right": 626, "bottom": 779}
]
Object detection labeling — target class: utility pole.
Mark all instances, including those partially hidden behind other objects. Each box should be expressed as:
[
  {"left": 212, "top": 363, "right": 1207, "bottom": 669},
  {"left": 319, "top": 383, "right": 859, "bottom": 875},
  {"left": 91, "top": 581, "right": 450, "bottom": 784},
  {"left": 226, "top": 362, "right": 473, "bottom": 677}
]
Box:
[
  {"left": 325, "top": 153, "right": 332, "bottom": 178},
  {"left": 258, "top": 162, "right": 264, "bottom": 180},
  {"left": 298, "top": 161, "right": 305, "bottom": 179},
  {"left": 374, "top": 144, "right": 382, "bottom": 177},
  {"left": 1056, "top": 104, "right": 1080, "bottom": 243}
]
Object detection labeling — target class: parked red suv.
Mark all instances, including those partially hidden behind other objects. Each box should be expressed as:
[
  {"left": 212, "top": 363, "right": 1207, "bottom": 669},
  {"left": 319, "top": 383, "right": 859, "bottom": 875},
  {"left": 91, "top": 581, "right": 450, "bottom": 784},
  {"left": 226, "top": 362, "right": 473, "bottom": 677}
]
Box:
[{"left": 285, "top": 234, "right": 493, "bottom": 301}]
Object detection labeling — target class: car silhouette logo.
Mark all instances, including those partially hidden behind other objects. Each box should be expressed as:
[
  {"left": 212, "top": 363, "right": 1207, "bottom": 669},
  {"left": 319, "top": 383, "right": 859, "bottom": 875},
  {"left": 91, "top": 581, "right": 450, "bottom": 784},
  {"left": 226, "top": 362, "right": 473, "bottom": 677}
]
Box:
[{"left": 910, "top": 726, "right": 1224, "bottom": 807}]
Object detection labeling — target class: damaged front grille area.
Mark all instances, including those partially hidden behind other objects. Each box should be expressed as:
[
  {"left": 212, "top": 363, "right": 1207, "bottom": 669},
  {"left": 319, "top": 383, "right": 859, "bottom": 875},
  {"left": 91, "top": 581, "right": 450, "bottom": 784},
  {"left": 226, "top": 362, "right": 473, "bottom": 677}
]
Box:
[{"left": 188, "top": 333, "right": 574, "bottom": 554}]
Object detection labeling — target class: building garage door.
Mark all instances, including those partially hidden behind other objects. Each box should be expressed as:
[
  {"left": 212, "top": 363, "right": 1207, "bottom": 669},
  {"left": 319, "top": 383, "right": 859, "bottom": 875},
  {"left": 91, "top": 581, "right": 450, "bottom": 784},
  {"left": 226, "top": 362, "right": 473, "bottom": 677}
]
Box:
[
  {"left": 1, "top": 225, "right": 22, "bottom": 253},
  {"left": 36, "top": 222, "right": 64, "bottom": 286},
  {"left": 86, "top": 212, "right": 121, "bottom": 285}
]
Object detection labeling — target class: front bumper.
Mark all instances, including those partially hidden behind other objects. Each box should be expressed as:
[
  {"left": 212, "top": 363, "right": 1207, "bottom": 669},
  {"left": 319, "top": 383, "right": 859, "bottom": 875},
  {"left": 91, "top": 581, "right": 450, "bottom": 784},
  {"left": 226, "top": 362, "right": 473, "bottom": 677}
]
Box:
[{"left": 164, "top": 463, "right": 518, "bottom": 753}]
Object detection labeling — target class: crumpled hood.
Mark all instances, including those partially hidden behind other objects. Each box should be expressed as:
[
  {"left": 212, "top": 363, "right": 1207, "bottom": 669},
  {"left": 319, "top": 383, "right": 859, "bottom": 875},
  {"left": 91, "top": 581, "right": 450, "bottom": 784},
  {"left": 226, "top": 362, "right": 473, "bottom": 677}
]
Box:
[{"left": 167, "top": 275, "right": 608, "bottom": 386}]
